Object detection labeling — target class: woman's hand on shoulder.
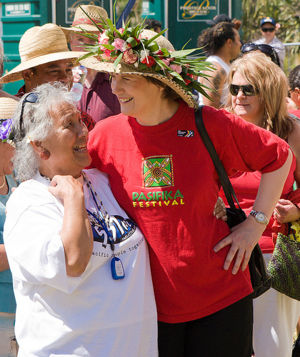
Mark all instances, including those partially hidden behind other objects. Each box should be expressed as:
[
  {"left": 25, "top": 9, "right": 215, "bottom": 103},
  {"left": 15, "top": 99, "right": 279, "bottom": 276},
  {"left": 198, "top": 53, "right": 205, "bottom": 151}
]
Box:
[
  {"left": 213, "top": 217, "right": 266, "bottom": 274},
  {"left": 48, "top": 175, "right": 84, "bottom": 204},
  {"left": 274, "top": 199, "right": 300, "bottom": 223}
]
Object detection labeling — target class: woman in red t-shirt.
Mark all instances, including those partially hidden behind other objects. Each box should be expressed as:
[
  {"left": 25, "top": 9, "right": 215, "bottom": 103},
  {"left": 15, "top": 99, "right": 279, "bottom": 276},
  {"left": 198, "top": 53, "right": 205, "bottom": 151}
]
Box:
[
  {"left": 224, "top": 51, "right": 300, "bottom": 357},
  {"left": 82, "top": 21, "right": 293, "bottom": 357}
]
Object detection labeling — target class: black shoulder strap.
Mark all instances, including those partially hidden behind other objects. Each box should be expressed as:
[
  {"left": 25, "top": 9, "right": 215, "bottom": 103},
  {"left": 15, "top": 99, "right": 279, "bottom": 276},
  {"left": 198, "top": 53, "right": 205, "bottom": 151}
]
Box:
[{"left": 194, "top": 106, "right": 241, "bottom": 210}]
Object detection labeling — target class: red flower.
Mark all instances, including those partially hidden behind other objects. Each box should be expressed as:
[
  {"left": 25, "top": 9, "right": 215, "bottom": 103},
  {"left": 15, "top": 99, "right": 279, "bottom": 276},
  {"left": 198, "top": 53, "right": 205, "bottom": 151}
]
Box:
[
  {"left": 155, "top": 50, "right": 164, "bottom": 59},
  {"left": 184, "top": 73, "right": 194, "bottom": 85},
  {"left": 141, "top": 55, "right": 156, "bottom": 68}
]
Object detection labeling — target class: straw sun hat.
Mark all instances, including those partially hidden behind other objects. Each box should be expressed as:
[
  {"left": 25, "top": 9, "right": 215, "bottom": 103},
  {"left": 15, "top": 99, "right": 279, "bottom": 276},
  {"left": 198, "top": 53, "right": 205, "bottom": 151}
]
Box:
[
  {"left": 61, "top": 5, "right": 108, "bottom": 35},
  {"left": 0, "top": 96, "right": 18, "bottom": 120},
  {"left": 80, "top": 27, "right": 211, "bottom": 109},
  {"left": 0, "top": 23, "right": 86, "bottom": 84}
]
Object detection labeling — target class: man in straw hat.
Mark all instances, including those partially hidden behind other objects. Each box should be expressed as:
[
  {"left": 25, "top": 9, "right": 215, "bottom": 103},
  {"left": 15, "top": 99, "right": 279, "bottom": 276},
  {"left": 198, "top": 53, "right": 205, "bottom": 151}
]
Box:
[
  {"left": 62, "top": 5, "right": 120, "bottom": 122},
  {"left": 0, "top": 96, "right": 19, "bottom": 357},
  {"left": 0, "top": 23, "right": 95, "bottom": 131}
]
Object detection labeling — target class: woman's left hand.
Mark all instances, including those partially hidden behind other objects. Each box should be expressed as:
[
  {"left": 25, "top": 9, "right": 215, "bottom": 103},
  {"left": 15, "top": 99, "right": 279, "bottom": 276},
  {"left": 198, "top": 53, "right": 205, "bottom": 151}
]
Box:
[{"left": 213, "top": 217, "right": 265, "bottom": 274}]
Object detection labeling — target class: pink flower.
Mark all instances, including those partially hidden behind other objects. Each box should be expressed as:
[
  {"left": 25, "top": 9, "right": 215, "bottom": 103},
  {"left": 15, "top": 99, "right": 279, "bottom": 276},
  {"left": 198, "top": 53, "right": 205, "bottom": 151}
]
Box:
[
  {"left": 162, "top": 58, "right": 171, "bottom": 66},
  {"left": 123, "top": 49, "right": 138, "bottom": 64},
  {"left": 170, "top": 64, "right": 182, "bottom": 74},
  {"left": 112, "top": 38, "right": 128, "bottom": 52},
  {"left": 98, "top": 37, "right": 110, "bottom": 51},
  {"left": 118, "top": 28, "right": 125, "bottom": 34},
  {"left": 98, "top": 31, "right": 109, "bottom": 44}
]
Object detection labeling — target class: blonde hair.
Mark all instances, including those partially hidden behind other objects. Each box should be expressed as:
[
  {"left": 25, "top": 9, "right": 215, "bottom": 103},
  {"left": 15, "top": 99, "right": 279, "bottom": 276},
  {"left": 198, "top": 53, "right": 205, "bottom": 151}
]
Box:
[{"left": 227, "top": 52, "right": 293, "bottom": 139}]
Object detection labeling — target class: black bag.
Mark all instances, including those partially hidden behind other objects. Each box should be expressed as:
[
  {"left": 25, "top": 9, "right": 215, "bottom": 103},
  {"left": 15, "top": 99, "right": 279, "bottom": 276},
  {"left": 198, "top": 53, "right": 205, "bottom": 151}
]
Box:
[{"left": 195, "top": 106, "right": 271, "bottom": 298}]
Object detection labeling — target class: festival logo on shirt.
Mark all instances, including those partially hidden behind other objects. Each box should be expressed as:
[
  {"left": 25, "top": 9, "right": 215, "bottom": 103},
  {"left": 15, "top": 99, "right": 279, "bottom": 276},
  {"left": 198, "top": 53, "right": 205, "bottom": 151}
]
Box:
[
  {"left": 142, "top": 155, "right": 174, "bottom": 188},
  {"left": 131, "top": 155, "right": 185, "bottom": 208}
]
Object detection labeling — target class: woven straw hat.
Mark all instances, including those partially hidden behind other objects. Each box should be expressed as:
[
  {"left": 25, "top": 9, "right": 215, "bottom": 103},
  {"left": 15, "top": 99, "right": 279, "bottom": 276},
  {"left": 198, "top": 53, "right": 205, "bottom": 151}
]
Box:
[
  {"left": 0, "top": 96, "right": 18, "bottom": 119},
  {"left": 0, "top": 23, "right": 86, "bottom": 84},
  {"left": 62, "top": 5, "right": 108, "bottom": 34},
  {"left": 80, "top": 30, "right": 198, "bottom": 108}
]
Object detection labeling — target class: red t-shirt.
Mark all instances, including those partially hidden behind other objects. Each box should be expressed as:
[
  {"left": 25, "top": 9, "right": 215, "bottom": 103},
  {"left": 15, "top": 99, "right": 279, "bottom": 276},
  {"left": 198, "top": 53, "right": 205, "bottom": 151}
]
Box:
[
  {"left": 290, "top": 109, "right": 300, "bottom": 118},
  {"left": 88, "top": 102, "right": 289, "bottom": 323}
]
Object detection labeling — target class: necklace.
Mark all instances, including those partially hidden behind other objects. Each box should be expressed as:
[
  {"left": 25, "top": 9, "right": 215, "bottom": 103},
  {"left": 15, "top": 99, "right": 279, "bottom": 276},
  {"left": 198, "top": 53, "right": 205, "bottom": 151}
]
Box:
[
  {"left": 82, "top": 172, "right": 125, "bottom": 280},
  {"left": 0, "top": 176, "right": 6, "bottom": 190}
]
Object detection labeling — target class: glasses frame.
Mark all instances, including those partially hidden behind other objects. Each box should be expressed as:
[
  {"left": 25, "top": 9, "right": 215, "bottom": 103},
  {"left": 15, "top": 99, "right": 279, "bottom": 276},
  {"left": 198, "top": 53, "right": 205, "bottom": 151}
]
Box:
[
  {"left": 19, "top": 92, "right": 39, "bottom": 137},
  {"left": 229, "top": 84, "right": 257, "bottom": 97}
]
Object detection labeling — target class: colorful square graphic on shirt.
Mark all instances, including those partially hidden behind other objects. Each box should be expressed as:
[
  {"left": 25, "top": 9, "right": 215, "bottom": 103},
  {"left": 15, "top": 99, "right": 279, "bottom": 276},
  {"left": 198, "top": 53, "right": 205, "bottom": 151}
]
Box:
[{"left": 142, "top": 155, "right": 174, "bottom": 187}]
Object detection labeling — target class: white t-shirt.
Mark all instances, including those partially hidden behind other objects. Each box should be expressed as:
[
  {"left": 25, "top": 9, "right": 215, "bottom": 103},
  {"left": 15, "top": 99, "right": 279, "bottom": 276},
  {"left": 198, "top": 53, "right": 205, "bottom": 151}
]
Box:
[
  {"left": 4, "top": 169, "right": 157, "bottom": 357},
  {"left": 198, "top": 55, "right": 230, "bottom": 107}
]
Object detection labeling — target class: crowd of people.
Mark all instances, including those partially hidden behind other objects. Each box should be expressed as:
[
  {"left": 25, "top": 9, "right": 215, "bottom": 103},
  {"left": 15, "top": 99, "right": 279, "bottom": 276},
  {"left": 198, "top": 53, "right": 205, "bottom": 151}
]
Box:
[{"left": 0, "top": 4, "right": 299, "bottom": 357}]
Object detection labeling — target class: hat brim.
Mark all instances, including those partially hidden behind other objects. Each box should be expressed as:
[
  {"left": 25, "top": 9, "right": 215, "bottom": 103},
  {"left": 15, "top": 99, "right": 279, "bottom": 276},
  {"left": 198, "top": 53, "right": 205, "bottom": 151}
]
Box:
[
  {"left": 0, "top": 51, "right": 87, "bottom": 84},
  {"left": 0, "top": 97, "right": 19, "bottom": 119},
  {"left": 61, "top": 24, "right": 100, "bottom": 33},
  {"left": 80, "top": 56, "right": 198, "bottom": 109}
]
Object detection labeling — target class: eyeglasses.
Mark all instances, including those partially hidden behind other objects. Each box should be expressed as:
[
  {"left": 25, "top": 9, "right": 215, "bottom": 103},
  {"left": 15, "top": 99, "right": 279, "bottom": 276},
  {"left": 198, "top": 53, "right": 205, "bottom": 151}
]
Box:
[
  {"left": 261, "top": 27, "right": 275, "bottom": 33},
  {"left": 229, "top": 84, "right": 256, "bottom": 96},
  {"left": 241, "top": 43, "right": 280, "bottom": 66},
  {"left": 19, "top": 92, "right": 39, "bottom": 137}
]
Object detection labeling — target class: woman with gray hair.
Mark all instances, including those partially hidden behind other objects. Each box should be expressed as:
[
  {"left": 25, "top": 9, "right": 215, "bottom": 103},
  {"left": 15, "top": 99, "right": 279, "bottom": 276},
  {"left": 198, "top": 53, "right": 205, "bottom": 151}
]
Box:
[{"left": 3, "top": 82, "right": 157, "bottom": 356}]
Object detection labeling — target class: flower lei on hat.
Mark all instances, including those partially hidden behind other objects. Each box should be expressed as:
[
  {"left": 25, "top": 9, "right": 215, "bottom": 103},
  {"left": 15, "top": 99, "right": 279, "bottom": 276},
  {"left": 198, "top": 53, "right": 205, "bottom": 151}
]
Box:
[
  {"left": 78, "top": 7, "right": 212, "bottom": 98},
  {"left": 0, "top": 119, "right": 13, "bottom": 142}
]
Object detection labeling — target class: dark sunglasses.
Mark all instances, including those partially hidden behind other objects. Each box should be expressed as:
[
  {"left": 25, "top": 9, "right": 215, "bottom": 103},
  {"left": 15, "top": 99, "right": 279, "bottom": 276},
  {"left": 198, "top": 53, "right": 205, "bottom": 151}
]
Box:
[
  {"left": 241, "top": 43, "right": 280, "bottom": 66},
  {"left": 261, "top": 27, "right": 275, "bottom": 32},
  {"left": 229, "top": 84, "right": 256, "bottom": 96}
]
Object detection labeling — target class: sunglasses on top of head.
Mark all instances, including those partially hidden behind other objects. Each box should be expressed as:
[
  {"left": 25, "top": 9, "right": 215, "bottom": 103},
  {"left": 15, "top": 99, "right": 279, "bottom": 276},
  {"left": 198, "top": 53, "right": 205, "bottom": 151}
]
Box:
[
  {"left": 261, "top": 27, "right": 275, "bottom": 33},
  {"left": 9, "top": 92, "right": 39, "bottom": 141},
  {"left": 241, "top": 43, "right": 280, "bottom": 66},
  {"left": 229, "top": 84, "right": 257, "bottom": 96}
]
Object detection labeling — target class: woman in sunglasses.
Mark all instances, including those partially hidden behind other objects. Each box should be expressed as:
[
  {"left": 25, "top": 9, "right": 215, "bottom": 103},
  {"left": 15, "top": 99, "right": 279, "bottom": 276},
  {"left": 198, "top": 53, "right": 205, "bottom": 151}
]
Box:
[
  {"left": 225, "top": 51, "right": 300, "bottom": 357},
  {"left": 3, "top": 83, "right": 157, "bottom": 357},
  {"left": 0, "top": 97, "right": 19, "bottom": 357}
]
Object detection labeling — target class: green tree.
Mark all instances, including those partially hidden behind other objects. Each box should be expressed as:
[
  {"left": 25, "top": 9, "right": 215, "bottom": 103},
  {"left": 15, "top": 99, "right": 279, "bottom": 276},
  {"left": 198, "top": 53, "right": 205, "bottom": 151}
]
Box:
[{"left": 242, "top": 0, "right": 300, "bottom": 49}]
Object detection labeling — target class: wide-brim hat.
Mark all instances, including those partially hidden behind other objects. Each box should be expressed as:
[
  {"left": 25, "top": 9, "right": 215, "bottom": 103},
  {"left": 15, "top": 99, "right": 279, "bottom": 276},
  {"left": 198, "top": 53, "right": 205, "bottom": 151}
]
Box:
[
  {"left": 80, "top": 29, "right": 198, "bottom": 108},
  {"left": 61, "top": 5, "right": 108, "bottom": 35},
  {"left": 0, "top": 96, "right": 19, "bottom": 119},
  {"left": 0, "top": 23, "right": 86, "bottom": 84}
]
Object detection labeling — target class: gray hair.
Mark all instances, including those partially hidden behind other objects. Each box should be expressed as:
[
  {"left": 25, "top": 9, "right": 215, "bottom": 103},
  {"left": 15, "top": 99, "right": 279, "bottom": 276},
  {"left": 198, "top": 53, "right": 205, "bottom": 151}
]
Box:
[{"left": 12, "top": 82, "right": 76, "bottom": 181}]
